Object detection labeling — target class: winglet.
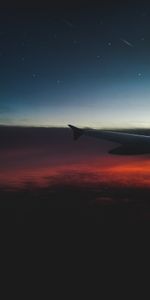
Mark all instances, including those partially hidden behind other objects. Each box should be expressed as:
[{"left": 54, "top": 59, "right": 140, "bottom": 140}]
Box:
[{"left": 68, "top": 124, "right": 83, "bottom": 141}]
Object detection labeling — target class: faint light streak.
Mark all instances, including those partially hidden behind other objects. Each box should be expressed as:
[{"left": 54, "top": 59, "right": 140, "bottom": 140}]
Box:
[{"left": 120, "top": 38, "right": 133, "bottom": 47}]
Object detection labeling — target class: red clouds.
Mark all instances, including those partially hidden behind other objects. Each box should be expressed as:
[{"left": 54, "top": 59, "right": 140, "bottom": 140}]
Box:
[
  {"left": 0, "top": 152, "right": 150, "bottom": 188},
  {"left": 0, "top": 127, "right": 150, "bottom": 188}
]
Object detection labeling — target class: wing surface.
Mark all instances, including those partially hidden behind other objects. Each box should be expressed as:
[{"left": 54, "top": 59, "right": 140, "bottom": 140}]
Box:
[{"left": 68, "top": 125, "right": 150, "bottom": 146}]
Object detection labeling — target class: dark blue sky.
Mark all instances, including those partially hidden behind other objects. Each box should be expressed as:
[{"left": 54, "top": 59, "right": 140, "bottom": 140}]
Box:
[{"left": 1, "top": 1, "right": 150, "bottom": 127}]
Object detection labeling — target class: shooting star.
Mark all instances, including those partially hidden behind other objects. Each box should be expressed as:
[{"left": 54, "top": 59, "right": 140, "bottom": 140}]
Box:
[
  {"left": 62, "top": 18, "right": 74, "bottom": 28},
  {"left": 120, "top": 38, "right": 134, "bottom": 47}
]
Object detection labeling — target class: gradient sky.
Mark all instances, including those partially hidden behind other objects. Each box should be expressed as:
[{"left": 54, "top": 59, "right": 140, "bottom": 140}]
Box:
[{"left": 1, "top": 1, "right": 150, "bottom": 128}]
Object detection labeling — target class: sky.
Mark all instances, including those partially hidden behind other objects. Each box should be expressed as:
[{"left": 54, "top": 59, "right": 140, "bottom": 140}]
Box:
[
  {"left": 1, "top": 1, "right": 150, "bottom": 128},
  {"left": 2, "top": 2, "right": 150, "bottom": 236},
  {"left": 1, "top": 1, "right": 150, "bottom": 277}
]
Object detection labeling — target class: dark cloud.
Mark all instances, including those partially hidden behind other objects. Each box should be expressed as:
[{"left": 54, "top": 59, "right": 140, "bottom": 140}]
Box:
[{"left": 0, "top": 125, "right": 108, "bottom": 152}]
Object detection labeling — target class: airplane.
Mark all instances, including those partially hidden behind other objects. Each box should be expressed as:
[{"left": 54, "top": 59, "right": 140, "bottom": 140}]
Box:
[{"left": 68, "top": 124, "right": 150, "bottom": 155}]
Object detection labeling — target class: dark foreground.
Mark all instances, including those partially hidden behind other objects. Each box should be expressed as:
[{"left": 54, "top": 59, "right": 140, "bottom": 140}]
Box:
[
  {"left": 1, "top": 184, "right": 150, "bottom": 243},
  {"left": 1, "top": 185, "right": 150, "bottom": 294}
]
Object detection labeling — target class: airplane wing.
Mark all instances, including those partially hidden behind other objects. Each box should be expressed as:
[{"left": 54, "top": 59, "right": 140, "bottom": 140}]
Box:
[{"left": 68, "top": 124, "right": 150, "bottom": 155}]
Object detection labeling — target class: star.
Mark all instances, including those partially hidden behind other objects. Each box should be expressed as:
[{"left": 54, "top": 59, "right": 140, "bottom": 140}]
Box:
[
  {"left": 137, "top": 73, "right": 143, "bottom": 79},
  {"left": 56, "top": 80, "right": 63, "bottom": 85},
  {"left": 73, "top": 39, "right": 78, "bottom": 45},
  {"left": 32, "top": 73, "right": 39, "bottom": 79},
  {"left": 108, "top": 42, "right": 112, "bottom": 46}
]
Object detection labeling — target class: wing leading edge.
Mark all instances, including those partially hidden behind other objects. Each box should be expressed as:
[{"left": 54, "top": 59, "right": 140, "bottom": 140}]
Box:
[{"left": 68, "top": 124, "right": 150, "bottom": 155}]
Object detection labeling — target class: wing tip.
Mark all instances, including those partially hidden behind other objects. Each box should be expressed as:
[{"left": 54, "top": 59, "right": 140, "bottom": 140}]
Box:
[{"left": 68, "top": 124, "right": 83, "bottom": 140}]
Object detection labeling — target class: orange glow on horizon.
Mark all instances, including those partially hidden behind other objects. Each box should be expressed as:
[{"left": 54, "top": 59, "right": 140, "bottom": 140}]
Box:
[{"left": 1, "top": 155, "right": 150, "bottom": 188}]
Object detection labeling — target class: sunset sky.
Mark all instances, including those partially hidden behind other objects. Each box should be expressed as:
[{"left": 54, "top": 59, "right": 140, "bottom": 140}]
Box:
[
  {"left": 1, "top": 1, "right": 150, "bottom": 191},
  {"left": 1, "top": 126, "right": 150, "bottom": 189},
  {"left": 1, "top": 3, "right": 150, "bottom": 284},
  {"left": 1, "top": 2, "right": 150, "bottom": 128}
]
